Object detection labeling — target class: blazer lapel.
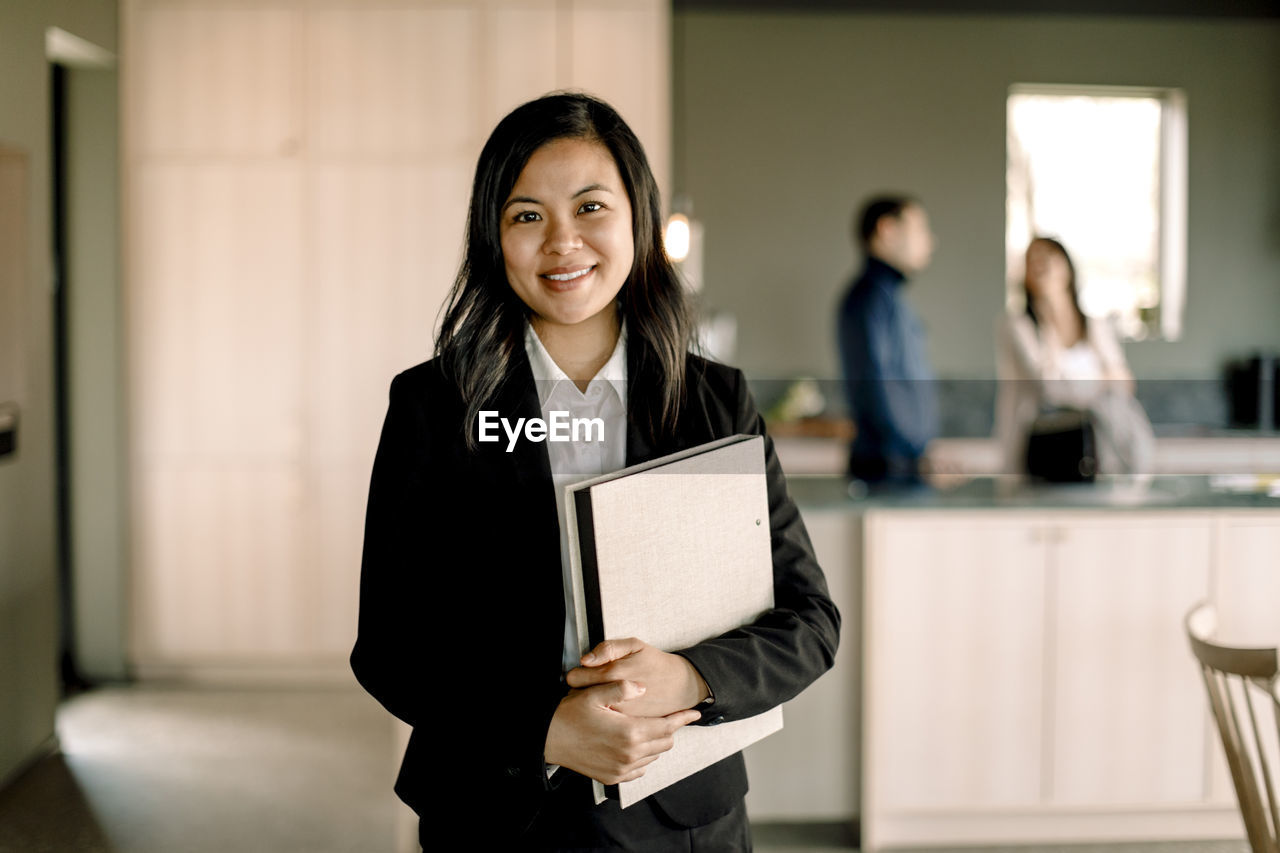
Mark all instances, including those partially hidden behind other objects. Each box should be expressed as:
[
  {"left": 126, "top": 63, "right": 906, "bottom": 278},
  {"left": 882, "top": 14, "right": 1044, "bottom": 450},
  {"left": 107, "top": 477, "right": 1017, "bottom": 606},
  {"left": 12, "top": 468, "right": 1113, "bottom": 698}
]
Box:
[
  {"left": 625, "top": 343, "right": 660, "bottom": 466},
  {"left": 625, "top": 411, "right": 657, "bottom": 468},
  {"left": 625, "top": 350, "right": 718, "bottom": 466},
  {"left": 474, "top": 347, "right": 555, "bottom": 489},
  {"left": 468, "top": 347, "right": 566, "bottom": 664},
  {"left": 466, "top": 345, "right": 560, "bottom": 570}
]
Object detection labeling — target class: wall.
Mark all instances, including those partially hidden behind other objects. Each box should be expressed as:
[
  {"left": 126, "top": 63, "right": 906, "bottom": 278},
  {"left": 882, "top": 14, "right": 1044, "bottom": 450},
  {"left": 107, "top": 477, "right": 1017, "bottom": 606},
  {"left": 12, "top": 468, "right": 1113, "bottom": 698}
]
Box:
[
  {"left": 67, "top": 65, "right": 128, "bottom": 682},
  {"left": 0, "top": 0, "right": 118, "bottom": 786},
  {"left": 674, "top": 11, "right": 1280, "bottom": 383},
  {"left": 122, "top": 0, "right": 670, "bottom": 677}
]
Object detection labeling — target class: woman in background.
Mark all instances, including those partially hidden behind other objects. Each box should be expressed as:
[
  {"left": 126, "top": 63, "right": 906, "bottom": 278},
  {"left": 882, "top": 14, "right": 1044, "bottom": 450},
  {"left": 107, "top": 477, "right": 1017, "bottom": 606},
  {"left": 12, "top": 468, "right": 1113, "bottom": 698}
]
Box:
[
  {"left": 996, "top": 236, "right": 1154, "bottom": 477},
  {"left": 350, "top": 92, "right": 839, "bottom": 850}
]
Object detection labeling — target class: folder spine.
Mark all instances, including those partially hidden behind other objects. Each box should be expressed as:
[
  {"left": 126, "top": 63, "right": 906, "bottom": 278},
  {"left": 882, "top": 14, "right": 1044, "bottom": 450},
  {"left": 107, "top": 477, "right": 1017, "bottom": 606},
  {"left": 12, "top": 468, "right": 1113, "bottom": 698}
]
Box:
[{"left": 573, "top": 489, "right": 605, "bottom": 650}]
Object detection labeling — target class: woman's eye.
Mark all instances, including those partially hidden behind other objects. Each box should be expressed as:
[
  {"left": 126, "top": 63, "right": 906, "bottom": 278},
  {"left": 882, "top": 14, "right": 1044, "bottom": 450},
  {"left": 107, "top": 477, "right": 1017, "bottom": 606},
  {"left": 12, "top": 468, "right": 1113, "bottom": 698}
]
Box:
[
  {"left": 513, "top": 211, "right": 541, "bottom": 224},
  {"left": 578, "top": 201, "right": 603, "bottom": 214}
]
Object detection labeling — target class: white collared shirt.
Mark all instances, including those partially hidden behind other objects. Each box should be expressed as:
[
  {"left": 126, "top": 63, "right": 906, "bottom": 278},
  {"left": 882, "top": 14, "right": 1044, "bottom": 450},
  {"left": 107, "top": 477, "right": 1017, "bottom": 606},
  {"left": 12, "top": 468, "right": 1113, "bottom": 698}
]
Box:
[{"left": 523, "top": 321, "right": 628, "bottom": 672}]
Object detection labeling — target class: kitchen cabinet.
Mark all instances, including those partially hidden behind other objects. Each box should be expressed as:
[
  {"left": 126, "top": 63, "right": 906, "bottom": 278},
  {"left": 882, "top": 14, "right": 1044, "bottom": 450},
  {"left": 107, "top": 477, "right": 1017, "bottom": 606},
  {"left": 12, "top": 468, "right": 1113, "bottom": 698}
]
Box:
[
  {"left": 1213, "top": 513, "right": 1280, "bottom": 646},
  {"left": 866, "top": 515, "right": 1047, "bottom": 814},
  {"left": 1047, "top": 518, "right": 1211, "bottom": 806},
  {"left": 861, "top": 508, "right": 1257, "bottom": 849},
  {"left": 742, "top": 477, "right": 1280, "bottom": 844},
  {"left": 745, "top": 508, "right": 860, "bottom": 820}
]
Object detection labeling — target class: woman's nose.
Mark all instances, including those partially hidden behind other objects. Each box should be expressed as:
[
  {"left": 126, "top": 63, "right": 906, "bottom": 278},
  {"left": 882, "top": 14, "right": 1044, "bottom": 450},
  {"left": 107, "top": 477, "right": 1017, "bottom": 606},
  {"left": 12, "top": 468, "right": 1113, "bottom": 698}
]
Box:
[{"left": 542, "top": 217, "right": 582, "bottom": 254}]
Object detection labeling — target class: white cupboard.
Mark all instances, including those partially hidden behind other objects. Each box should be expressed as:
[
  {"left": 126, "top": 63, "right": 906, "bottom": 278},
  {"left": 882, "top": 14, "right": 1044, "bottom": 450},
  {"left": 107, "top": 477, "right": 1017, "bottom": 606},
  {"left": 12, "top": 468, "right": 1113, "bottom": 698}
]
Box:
[
  {"left": 742, "top": 491, "right": 1279, "bottom": 846},
  {"left": 867, "top": 516, "right": 1047, "bottom": 813},
  {"left": 860, "top": 508, "right": 1263, "bottom": 849},
  {"left": 1047, "top": 518, "right": 1211, "bottom": 807}
]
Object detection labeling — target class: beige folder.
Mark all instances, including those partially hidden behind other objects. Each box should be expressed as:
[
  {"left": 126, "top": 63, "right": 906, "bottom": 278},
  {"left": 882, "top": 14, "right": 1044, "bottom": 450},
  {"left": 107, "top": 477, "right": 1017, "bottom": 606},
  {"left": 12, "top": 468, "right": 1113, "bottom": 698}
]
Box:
[{"left": 565, "top": 434, "right": 784, "bottom": 808}]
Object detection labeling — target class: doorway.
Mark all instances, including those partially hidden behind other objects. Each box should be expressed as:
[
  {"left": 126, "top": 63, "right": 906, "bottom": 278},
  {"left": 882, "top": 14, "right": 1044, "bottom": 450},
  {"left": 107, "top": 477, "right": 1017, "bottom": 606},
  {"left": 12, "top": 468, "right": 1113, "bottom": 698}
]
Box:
[{"left": 47, "top": 30, "right": 128, "bottom": 691}]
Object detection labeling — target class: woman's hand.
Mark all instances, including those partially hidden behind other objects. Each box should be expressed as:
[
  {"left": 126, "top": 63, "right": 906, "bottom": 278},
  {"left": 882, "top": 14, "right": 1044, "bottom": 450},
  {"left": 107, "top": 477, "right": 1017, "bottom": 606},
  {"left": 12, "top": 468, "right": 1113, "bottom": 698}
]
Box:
[
  {"left": 544, "top": 681, "right": 702, "bottom": 785},
  {"left": 566, "top": 638, "right": 710, "bottom": 717}
]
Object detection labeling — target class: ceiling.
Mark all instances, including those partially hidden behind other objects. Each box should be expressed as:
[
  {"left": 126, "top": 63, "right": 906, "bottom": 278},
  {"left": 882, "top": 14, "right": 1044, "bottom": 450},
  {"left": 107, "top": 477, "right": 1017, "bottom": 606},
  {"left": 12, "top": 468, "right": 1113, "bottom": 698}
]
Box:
[{"left": 672, "top": 0, "right": 1280, "bottom": 19}]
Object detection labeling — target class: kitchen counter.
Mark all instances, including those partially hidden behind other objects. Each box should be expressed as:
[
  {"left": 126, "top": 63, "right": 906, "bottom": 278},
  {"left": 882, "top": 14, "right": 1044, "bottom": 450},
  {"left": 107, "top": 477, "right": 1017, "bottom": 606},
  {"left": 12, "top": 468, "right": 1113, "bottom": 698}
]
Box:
[
  {"left": 745, "top": 471, "right": 1280, "bottom": 848},
  {"left": 772, "top": 434, "right": 1280, "bottom": 479},
  {"left": 788, "top": 473, "right": 1280, "bottom": 512}
]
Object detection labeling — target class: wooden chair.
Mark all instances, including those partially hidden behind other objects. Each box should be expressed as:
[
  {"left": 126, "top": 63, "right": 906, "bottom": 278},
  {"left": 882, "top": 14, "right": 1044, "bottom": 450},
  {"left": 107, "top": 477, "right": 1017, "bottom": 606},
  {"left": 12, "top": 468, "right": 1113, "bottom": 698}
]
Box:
[{"left": 1187, "top": 602, "right": 1280, "bottom": 853}]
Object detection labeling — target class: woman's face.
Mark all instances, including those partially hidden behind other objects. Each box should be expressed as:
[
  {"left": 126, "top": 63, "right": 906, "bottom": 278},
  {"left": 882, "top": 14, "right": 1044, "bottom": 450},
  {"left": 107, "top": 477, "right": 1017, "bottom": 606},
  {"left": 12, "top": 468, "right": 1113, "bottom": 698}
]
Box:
[
  {"left": 499, "top": 137, "right": 634, "bottom": 338},
  {"left": 1025, "top": 240, "right": 1071, "bottom": 297}
]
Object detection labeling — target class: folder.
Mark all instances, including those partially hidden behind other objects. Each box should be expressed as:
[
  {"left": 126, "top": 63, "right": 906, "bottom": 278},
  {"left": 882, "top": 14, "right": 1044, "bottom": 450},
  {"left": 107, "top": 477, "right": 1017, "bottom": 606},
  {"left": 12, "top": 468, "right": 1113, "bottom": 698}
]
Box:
[{"left": 565, "top": 434, "right": 784, "bottom": 808}]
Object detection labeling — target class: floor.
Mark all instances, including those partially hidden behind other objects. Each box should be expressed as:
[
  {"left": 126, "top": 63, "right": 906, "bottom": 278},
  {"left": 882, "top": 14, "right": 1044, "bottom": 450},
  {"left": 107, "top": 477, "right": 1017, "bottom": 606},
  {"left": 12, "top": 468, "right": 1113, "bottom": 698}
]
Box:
[
  {"left": 0, "top": 686, "right": 397, "bottom": 853},
  {"left": 0, "top": 685, "right": 1252, "bottom": 853}
]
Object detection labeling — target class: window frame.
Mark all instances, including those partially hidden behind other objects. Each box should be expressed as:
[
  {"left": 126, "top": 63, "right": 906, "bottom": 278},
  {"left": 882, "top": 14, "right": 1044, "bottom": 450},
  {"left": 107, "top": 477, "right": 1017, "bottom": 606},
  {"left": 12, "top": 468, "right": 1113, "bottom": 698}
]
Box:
[{"left": 1005, "top": 83, "right": 1188, "bottom": 341}]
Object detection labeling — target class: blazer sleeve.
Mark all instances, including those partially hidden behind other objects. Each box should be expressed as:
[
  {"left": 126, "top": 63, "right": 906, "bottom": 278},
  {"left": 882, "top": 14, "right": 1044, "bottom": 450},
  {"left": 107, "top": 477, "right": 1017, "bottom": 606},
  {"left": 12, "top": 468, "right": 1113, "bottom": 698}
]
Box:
[
  {"left": 350, "top": 371, "right": 559, "bottom": 826},
  {"left": 350, "top": 371, "right": 438, "bottom": 729},
  {"left": 675, "top": 369, "right": 841, "bottom": 723}
]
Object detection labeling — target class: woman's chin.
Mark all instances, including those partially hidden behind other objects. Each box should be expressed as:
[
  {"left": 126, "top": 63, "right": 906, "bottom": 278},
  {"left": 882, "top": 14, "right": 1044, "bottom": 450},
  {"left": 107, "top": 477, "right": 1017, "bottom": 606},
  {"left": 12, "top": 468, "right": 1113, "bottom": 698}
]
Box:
[{"left": 533, "top": 304, "right": 618, "bottom": 333}]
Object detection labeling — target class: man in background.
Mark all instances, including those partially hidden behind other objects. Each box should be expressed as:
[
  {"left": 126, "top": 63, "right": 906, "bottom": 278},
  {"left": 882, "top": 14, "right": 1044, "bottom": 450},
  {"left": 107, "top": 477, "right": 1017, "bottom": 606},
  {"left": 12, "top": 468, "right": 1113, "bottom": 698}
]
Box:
[{"left": 837, "top": 195, "right": 939, "bottom": 485}]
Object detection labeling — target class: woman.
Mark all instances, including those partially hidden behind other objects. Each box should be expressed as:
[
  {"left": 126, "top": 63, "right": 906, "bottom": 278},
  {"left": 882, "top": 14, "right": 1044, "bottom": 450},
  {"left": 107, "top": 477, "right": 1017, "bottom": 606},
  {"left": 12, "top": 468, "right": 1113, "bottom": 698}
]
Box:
[
  {"left": 995, "top": 236, "right": 1154, "bottom": 477},
  {"left": 350, "top": 93, "right": 840, "bottom": 850}
]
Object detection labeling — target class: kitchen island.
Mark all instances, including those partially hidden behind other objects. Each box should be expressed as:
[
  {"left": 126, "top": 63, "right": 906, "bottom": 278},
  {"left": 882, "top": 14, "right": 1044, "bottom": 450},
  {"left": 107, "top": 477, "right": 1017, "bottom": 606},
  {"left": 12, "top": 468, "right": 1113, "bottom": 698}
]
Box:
[{"left": 743, "top": 474, "right": 1280, "bottom": 850}]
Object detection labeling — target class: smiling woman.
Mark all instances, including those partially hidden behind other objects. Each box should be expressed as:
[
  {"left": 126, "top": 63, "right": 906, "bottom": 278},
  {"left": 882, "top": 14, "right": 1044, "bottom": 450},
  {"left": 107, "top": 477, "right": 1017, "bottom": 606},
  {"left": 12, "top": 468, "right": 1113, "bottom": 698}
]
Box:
[
  {"left": 499, "top": 136, "right": 635, "bottom": 381},
  {"left": 349, "top": 92, "right": 839, "bottom": 851}
]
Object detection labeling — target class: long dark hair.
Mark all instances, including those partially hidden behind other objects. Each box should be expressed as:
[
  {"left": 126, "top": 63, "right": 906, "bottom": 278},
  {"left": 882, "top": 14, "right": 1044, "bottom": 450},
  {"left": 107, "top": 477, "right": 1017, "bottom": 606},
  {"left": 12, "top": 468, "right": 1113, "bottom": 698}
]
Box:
[
  {"left": 1023, "top": 236, "right": 1087, "bottom": 331},
  {"left": 436, "top": 92, "right": 694, "bottom": 450}
]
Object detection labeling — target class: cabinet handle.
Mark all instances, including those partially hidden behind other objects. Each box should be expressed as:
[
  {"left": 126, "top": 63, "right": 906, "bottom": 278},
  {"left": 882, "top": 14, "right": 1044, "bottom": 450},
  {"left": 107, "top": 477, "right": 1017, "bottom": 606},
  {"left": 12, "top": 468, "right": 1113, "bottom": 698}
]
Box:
[{"left": 1030, "top": 526, "right": 1068, "bottom": 545}]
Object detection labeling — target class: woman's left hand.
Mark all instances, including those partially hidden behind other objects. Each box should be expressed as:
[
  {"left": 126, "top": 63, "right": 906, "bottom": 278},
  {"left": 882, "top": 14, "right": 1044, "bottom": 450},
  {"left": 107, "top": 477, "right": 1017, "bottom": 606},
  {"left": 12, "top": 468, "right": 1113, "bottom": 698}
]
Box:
[{"left": 566, "top": 638, "right": 710, "bottom": 718}]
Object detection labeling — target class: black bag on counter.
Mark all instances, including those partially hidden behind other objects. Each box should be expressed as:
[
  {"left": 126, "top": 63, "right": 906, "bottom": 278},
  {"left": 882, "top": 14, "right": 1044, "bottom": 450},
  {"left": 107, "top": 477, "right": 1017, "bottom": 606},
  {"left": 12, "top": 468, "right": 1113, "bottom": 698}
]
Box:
[{"left": 1025, "top": 408, "right": 1097, "bottom": 483}]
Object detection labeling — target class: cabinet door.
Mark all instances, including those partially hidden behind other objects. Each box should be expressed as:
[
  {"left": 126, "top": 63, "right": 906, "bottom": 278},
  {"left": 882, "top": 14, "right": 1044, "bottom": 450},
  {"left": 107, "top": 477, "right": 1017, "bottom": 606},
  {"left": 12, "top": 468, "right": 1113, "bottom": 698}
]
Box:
[
  {"left": 1213, "top": 513, "right": 1280, "bottom": 646},
  {"left": 1208, "top": 513, "right": 1280, "bottom": 805},
  {"left": 1049, "top": 515, "right": 1211, "bottom": 805},
  {"left": 745, "top": 509, "right": 859, "bottom": 820},
  {"left": 865, "top": 513, "right": 1047, "bottom": 811}
]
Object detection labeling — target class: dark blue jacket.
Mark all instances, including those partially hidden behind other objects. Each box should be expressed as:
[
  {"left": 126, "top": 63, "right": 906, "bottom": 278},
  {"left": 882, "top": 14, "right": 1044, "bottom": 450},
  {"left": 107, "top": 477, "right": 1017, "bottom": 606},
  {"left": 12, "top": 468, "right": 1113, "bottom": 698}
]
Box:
[{"left": 837, "top": 257, "right": 938, "bottom": 481}]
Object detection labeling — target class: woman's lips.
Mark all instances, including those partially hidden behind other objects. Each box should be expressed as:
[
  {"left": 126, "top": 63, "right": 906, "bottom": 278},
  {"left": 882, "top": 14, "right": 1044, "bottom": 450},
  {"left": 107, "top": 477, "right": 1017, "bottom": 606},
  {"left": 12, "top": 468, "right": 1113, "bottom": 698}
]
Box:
[{"left": 540, "top": 265, "right": 595, "bottom": 290}]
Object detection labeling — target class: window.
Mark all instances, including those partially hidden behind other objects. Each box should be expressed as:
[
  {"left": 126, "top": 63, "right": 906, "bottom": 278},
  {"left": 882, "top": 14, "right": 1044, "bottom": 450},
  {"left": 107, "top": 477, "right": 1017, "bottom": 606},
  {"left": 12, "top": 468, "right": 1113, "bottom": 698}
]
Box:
[{"left": 1006, "top": 84, "right": 1187, "bottom": 340}]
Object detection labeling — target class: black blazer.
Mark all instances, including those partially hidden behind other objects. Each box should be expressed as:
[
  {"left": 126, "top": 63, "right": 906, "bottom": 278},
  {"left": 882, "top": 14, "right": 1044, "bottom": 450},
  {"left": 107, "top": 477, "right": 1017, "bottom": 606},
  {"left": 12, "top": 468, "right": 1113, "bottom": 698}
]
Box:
[{"left": 351, "top": 343, "right": 840, "bottom": 840}]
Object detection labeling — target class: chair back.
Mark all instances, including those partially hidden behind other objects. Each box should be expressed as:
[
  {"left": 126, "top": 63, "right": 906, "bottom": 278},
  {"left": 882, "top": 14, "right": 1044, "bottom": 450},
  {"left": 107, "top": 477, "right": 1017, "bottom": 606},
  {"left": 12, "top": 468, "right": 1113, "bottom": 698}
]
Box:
[{"left": 1187, "top": 602, "right": 1280, "bottom": 853}]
